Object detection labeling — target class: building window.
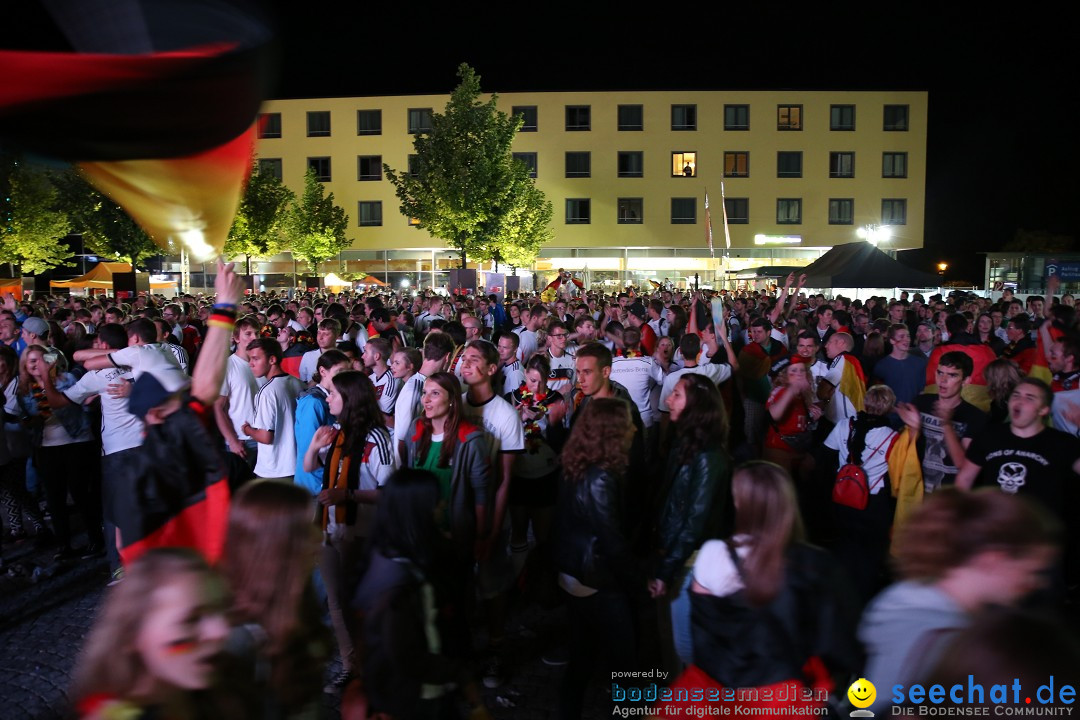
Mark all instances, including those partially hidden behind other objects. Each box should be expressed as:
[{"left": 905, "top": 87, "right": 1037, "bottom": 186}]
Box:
[
  {"left": 777, "top": 151, "right": 802, "bottom": 178},
  {"left": 672, "top": 152, "right": 697, "bottom": 177},
  {"left": 724, "top": 151, "right": 749, "bottom": 178},
  {"left": 672, "top": 104, "right": 697, "bottom": 131},
  {"left": 258, "top": 113, "right": 281, "bottom": 139},
  {"left": 671, "top": 197, "right": 696, "bottom": 224},
  {"left": 724, "top": 104, "right": 749, "bottom": 130},
  {"left": 830, "top": 105, "right": 855, "bottom": 131},
  {"left": 566, "top": 198, "right": 590, "bottom": 224},
  {"left": 618, "top": 104, "right": 643, "bottom": 131},
  {"left": 884, "top": 105, "right": 909, "bottom": 131},
  {"left": 829, "top": 198, "right": 854, "bottom": 225},
  {"left": 724, "top": 198, "right": 749, "bottom": 224},
  {"left": 617, "top": 151, "right": 644, "bottom": 178},
  {"left": 257, "top": 158, "right": 282, "bottom": 180},
  {"left": 777, "top": 198, "right": 802, "bottom": 224},
  {"left": 358, "top": 201, "right": 382, "bottom": 227},
  {"left": 777, "top": 105, "right": 802, "bottom": 131},
  {"left": 408, "top": 108, "right": 433, "bottom": 134},
  {"left": 565, "top": 105, "right": 591, "bottom": 131},
  {"left": 513, "top": 152, "right": 538, "bottom": 178},
  {"left": 407, "top": 154, "right": 420, "bottom": 178},
  {"left": 357, "top": 155, "right": 382, "bottom": 181},
  {"left": 357, "top": 110, "right": 381, "bottom": 136},
  {"left": 565, "top": 152, "right": 591, "bottom": 178},
  {"left": 883, "top": 152, "right": 908, "bottom": 178},
  {"left": 882, "top": 199, "right": 907, "bottom": 225},
  {"left": 618, "top": 198, "right": 643, "bottom": 224},
  {"left": 307, "top": 157, "right": 331, "bottom": 181},
  {"left": 307, "top": 111, "right": 330, "bottom": 137},
  {"left": 829, "top": 152, "right": 855, "bottom": 178},
  {"left": 513, "top": 106, "right": 537, "bottom": 132}
]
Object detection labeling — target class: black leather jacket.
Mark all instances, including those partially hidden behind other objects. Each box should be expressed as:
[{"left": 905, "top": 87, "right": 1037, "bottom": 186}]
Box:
[
  {"left": 654, "top": 446, "right": 732, "bottom": 584},
  {"left": 554, "top": 465, "right": 640, "bottom": 593}
]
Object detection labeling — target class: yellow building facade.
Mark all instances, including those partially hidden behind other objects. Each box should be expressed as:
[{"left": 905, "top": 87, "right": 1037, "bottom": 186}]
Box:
[{"left": 253, "top": 90, "right": 926, "bottom": 290}]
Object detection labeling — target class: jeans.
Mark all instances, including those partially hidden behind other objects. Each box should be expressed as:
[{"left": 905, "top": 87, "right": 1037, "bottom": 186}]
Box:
[
  {"left": 559, "top": 587, "right": 637, "bottom": 720},
  {"left": 36, "top": 441, "right": 102, "bottom": 549}
]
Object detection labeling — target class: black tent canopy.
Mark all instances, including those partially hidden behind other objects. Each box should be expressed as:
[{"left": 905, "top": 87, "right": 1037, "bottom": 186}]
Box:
[{"left": 800, "top": 243, "right": 941, "bottom": 289}]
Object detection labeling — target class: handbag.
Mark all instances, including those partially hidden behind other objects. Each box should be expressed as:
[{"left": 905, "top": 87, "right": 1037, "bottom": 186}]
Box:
[{"left": 832, "top": 419, "right": 892, "bottom": 510}]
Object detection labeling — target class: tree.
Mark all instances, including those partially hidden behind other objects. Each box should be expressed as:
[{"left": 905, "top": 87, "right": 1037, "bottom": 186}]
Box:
[
  {"left": 0, "top": 156, "right": 73, "bottom": 273},
  {"left": 1002, "top": 228, "right": 1075, "bottom": 253},
  {"left": 385, "top": 63, "right": 552, "bottom": 269},
  {"left": 225, "top": 161, "right": 296, "bottom": 273},
  {"left": 53, "top": 170, "right": 159, "bottom": 268},
  {"left": 286, "top": 168, "right": 351, "bottom": 273}
]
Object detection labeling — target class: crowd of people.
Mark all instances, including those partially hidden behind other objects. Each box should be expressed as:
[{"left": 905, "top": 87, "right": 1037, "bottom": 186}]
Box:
[{"left": 1, "top": 264, "right": 1077, "bottom": 719}]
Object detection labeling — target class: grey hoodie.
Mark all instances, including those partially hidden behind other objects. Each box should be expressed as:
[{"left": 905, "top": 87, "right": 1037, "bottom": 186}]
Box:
[{"left": 858, "top": 580, "right": 968, "bottom": 714}]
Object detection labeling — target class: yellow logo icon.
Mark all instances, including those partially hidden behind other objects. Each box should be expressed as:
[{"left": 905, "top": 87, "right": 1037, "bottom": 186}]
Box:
[{"left": 848, "top": 678, "right": 876, "bottom": 717}]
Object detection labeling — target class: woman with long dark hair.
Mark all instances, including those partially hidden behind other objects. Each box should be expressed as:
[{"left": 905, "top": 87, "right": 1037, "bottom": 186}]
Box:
[
  {"left": 653, "top": 462, "right": 857, "bottom": 717},
  {"left": 219, "top": 480, "right": 329, "bottom": 717},
  {"left": 303, "top": 370, "right": 396, "bottom": 693},
  {"left": 554, "top": 398, "right": 641, "bottom": 720},
  {"left": 975, "top": 312, "right": 1005, "bottom": 354},
  {"left": 649, "top": 374, "right": 732, "bottom": 673},
  {"left": 351, "top": 468, "right": 489, "bottom": 720}
]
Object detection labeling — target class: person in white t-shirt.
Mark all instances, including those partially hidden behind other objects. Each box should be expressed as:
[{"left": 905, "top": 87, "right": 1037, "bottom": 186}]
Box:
[
  {"left": 394, "top": 332, "right": 454, "bottom": 463},
  {"left": 658, "top": 332, "right": 733, "bottom": 417},
  {"left": 243, "top": 338, "right": 304, "bottom": 480},
  {"left": 513, "top": 306, "right": 546, "bottom": 363},
  {"left": 299, "top": 318, "right": 342, "bottom": 383},
  {"left": 214, "top": 316, "right": 261, "bottom": 469},
  {"left": 609, "top": 326, "right": 664, "bottom": 429},
  {"left": 494, "top": 331, "right": 524, "bottom": 398},
  {"left": 363, "top": 337, "right": 400, "bottom": 421}
]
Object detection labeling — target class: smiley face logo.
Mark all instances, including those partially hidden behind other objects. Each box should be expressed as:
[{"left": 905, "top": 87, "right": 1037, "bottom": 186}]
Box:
[{"left": 848, "top": 678, "right": 876, "bottom": 709}]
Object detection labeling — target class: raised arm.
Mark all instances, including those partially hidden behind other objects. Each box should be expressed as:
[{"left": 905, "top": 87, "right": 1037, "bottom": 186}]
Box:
[{"left": 191, "top": 260, "right": 245, "bottom": 407}]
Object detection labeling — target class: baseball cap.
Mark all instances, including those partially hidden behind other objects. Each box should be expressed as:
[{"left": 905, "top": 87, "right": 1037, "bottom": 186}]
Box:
[
  {"left": 21, "top": 317, "right": 49, "bottom": 337},
  {"left": 128, "top": 351, "right": 191, "bottom": 419},
  {"left": 628, "top": 303, "right": 647, "bottom": 319}
]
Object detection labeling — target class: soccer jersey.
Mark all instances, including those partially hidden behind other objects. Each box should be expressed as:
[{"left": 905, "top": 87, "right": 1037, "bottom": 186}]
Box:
[
  {"left": 252, "top": 374, "right": 304, "bottom": 478},
  {"left": 498, "top": 360, "right": 524, "bottom": 398},
  {"left": 370, "top": 368, "right": 401, "bottom": 416},
  {"left": 546, "top": 350, "right": 577, "bottom": 400},
  {"left": 63, "top": 366, "right": 143, "bottom": 455},
  {"left": 514, "top": 327, "right": 538, "bottom": 363},
  {"left": 657, "top": 363, "right": 732, "bottom": 412},
  {"left": 393, "top": 372, "right": 426, "bottom": 450},
  {"left": 610, "top": 353, "right": 665, "bottom": 428}
]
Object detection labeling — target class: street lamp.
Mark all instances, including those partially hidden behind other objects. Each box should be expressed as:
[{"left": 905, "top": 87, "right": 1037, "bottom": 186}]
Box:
[
  {"left": 937, "top": 262, "right": 948, "bottom": 276},
  {"left": 856, "top": 224, "right": 892, "bottom": 246}
]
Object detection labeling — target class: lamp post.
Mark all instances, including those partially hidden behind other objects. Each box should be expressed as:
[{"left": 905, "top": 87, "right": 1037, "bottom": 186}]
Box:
[
  {"left": 937, "top": 262, "right": 948, "bottom": 277},
  {"left": 857, "top": 224, "right": 892, "bottom": 246}
]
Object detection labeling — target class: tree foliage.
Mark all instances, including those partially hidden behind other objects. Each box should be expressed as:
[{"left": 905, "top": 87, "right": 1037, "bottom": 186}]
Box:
[
  {"left": 286, "top": 168, "right": 351, "bottom": 273},
  {"left": 225, "top": 161, "right": 295, "bottom": 262},
  {"left": 52, "top": 170, "right": 159, "bottom": 268},
  {"left": 1002, "top": 228, "right": 1075, "bottom": 253},
  {"left": 0, "top": 156, "right": 73, "bottom": 273},
  {"left": 385, "top": 63, "right": 552, "bottom": 269}
]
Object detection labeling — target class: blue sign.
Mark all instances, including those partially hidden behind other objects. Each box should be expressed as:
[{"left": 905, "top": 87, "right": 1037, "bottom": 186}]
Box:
[{"left": 1045, "top": 262, "right": 1080, "bottom": 281}]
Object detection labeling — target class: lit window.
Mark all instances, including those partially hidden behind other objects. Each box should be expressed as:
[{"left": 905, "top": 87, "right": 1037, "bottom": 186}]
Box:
[
  {"left": 617, "top": 151, "right": 644, "bottom": 178},
  {"left": 672, "top": 104, "right": 697, "bottom": 131},
  {"left": 882, "top": 199, "right": 907, "bottom": 225},
  {"left": 829, "top": 199, "right": 854, "bottom": 225},
  {"left": 566, "top": 198, "right": 590, "bottom": 224},
  {"left": 829, "top": 152, "right": 855, "bottom": 178},
  {"left": 408, "top": 216, "right": 421, "bottom": 227},
  {"left": 777, "top": 151, "right": 802, "bottom": 178},
  {"left": 777, "top": 198, "right": 802, "bottom": 224},
  {"left": 830, "top": 105, "right": 855, "bottom": 131},
  {"left": 672, "top": 151, "right": 697, "bottom": 177},
  {"left": 513, "top": 152, "right": 537, "bottom": 178},
  {"left": 408, "top": 108, "right": 433, "bottom": 134},
  {"left": 307, "top": 111, "right": 330, "bottom": 137},
  {"left": 724, "top": 151, "right": 748, "bottom": 178},
  {"left": 777, "top": 105, "right": 802, "bottom": 131},
  {"left": 258, "top": 158, "right": 282, "bottom": 180},
  {"left": 566, "top": 106, "right": 591, "bottom": 131},
  {"left": 357, "top": 110, "right": 381, "bottom": 136},
  {"left": 618, "top": 198, "right": 643, "bottom": 224},
  {"left": 884, "top": 105, "right": 909, "bottom": 131},
  {"left": 671, "top": 198, "right": 696, "bottom": 224},
  {"left": 724, "top": 198, "right": 749, "bottom": 224},
  {"left": 258, "top": 113, "right": 281, "bottom": 139},
  {"left": 307, "top": 157, "right": 331, "bottom": 182},
  {"left": 357, "top": 155, "right": 382, "bottom": 181},
  {"left": 565, "top": 152, "right": 591, "bottom": 178},
  {"left": 883, "top": 152, "right": 908, "bottom": 178},
  {"left": 358, "top": 201, "right": 382, "bottom": 227},
  {"left": 513, "top": 106, "right": 537, "bottom": 132},
  {"left": 618, "top": 105, "right": 643, "bottom": 131},
  {"left": 724, "top": 104, "right": 749, "bottom": 130}
]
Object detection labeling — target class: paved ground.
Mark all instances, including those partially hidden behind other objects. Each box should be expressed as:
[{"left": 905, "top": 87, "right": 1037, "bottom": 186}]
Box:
[{"left": 0, "top": 531, "right": 614, "bottom": 720}]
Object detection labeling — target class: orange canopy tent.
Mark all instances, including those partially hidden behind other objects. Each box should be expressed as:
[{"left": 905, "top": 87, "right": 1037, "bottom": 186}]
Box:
[
  {"left": 0, "top": 277, "right": 21, "bottom": 292},
  {"left": 357, "top": 274, "right": 388, "bottom": 286},
  {"left": 49, "top": 262, "right": 175, "bottom": 291}
]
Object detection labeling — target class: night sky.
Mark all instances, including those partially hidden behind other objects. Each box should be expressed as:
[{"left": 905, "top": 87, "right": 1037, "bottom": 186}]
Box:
[{"left": 8, "top": 2, "right": 1078, "bottom": 285}]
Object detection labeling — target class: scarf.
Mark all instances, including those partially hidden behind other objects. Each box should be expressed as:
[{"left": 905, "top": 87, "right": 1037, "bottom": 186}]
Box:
[
  {"left": 321, "top": 430, "right": 351, "bottom": 530},
  {"left": 30, "top": 381, "right": 51, "bottom": 418}
]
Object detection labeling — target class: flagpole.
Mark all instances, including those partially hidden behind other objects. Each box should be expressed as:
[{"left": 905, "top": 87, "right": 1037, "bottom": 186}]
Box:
[{"left": 719, "top": 174, "right": 733, "bottom": 293}]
